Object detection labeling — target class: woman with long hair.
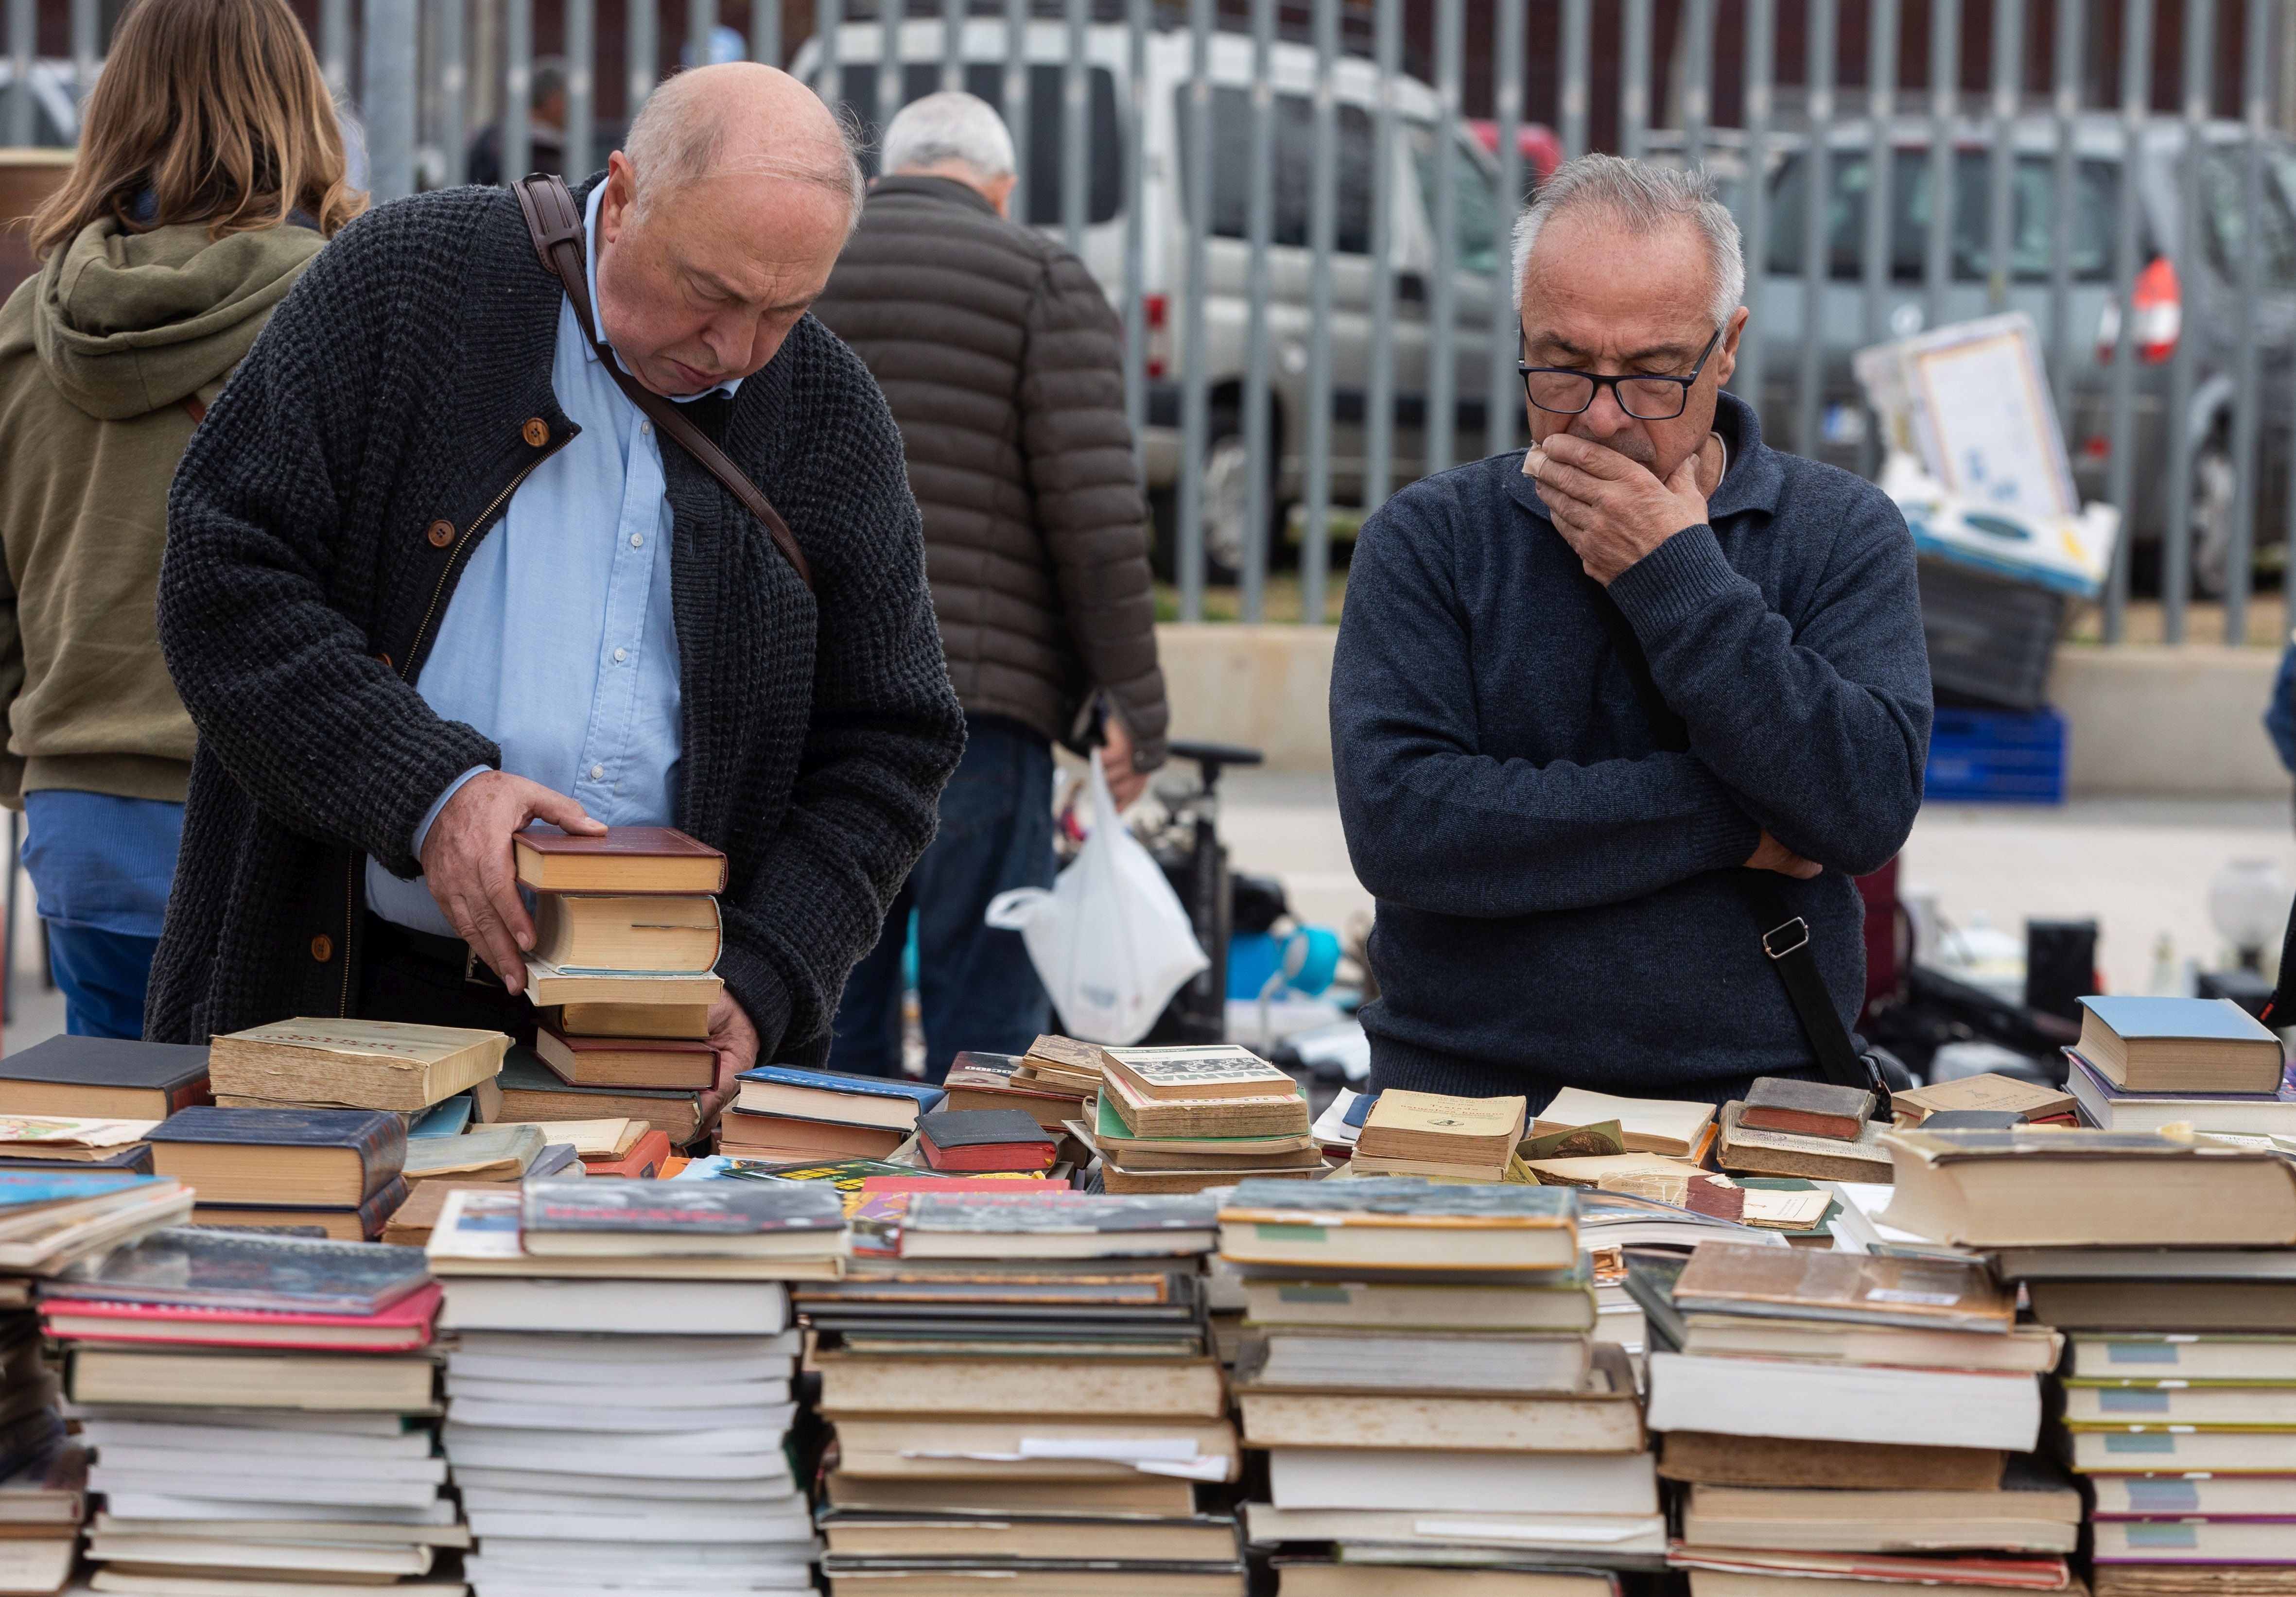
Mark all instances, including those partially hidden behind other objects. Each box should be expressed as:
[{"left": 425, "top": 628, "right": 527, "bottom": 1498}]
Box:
[{"left": 0, "top": 0, "right": 362, "bottom": 1037}]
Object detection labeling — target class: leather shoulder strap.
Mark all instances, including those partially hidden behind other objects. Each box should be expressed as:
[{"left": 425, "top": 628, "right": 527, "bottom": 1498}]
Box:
[{"left": 512, "top": 174, "right": 813, "bottom": 590}]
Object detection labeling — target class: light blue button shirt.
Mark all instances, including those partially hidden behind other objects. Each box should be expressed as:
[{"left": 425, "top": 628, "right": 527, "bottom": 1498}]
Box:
[{"left": 367, "top": 183, "right": 738, "bottom": 937}]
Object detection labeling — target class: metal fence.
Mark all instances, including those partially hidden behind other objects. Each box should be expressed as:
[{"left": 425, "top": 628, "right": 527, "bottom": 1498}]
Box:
[{"left": 10, "top": 0, "right": 2295, "bottom": 642}]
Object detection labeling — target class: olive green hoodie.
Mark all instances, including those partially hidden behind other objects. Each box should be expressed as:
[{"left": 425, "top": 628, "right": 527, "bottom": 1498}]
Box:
[{"left": 0, "top": 215, "right": 326, "bottom": 805}]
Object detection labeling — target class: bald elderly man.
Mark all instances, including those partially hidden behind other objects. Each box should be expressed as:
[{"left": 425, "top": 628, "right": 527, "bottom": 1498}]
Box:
[{"left": 153, "top": 65, "right": 965, "bottom": 1104}]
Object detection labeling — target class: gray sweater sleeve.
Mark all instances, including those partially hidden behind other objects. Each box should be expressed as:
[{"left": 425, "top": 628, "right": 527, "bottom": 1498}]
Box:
[
  {"left": 1607, "top": 475, "right": 1931, "bottom": 876},
  {"left": 1332, "top": 483, "right": 1763, "bottom": 918}
]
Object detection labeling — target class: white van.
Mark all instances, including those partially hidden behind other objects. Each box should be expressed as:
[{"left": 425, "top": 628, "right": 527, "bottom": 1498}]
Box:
[{"left": 792, "top": 16, "right": 1511, "bottom": 575}]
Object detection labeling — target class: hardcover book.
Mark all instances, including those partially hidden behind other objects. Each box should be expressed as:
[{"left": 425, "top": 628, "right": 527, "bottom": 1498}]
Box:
[
  {"left": 1890, "top": 1073, "right": 2078, "bottom": 1128},
  {"left": 1670, "top": 1239, "right": 2014, "bottom": 1331},
  {"left": 1740, "top": 1077, "right": 1877, "bottom": 1140},
  {"left": 2076, "top": 996, "right": 2286, "bottom": 1093},
  {"left": 544, "top": 1001, "right": 713, "bottom": 1042},
  {"left": 1217, "top": 1178, "right": 1579, "bottom": 1271},
  {"left": 512, "top": 825, "right": 729, "bottom": 894},
  {"left": 531, "top": 893, "right": 721, "bottom": 974},
  {"left": 718, "top": 1110, "right": 908, "bottom": 1160},
  {"left": 401, "top": 1124, "right": 546, "bottom": 1182},
  {"left": 206, "top": 1020, "right": 508, "bottom": 1114},
  {"left": 942, "top": 1053, "right": 1088, "bottom": 1127},
  {"left": 535, "top": 1027, "right": 716, "bottom": 1091},
  {"left": 191, "top": 1174, "right": 410, "bottom": 1242},
  {"left": 1718, "top": 1103, "right": 1894, "bottom": 1182},
  {"left": 583, "top": 1128, "right": 672, "bottom": 1179},
  {"left": 915, "top": 1110, "right": 1057, "bottom": 1173},
  {"left": 518, "top": 958, "right": 723, "bottom": 1008},
  {"left": 145, "top": 1107, "right": 406, "bottom": 1205},
  {"left": 0, "top": 1036, "right": 211, "bottom": 1120},
  {"left": 492, "top": 1051, "right": 704, "bottom": 1143},
  {"left": 735, "top": 1067, "right": 947, "bottom": 1129},
  {"left": 34, "top": 1226, "right": 431, "bottom": 1314},
  {"left": 899, "top": 1191, "right": 1219, "bottom": 1258},
  {"left": 41, "top": 1282, "right": 443, "bottom": 1352}
]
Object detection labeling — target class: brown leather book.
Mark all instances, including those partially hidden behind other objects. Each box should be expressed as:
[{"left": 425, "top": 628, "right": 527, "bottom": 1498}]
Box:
[
  {"left": 512, "top": 825, "right": 728, "bottom": 894},
  {"left": 1658, "top": 1431, "right": 2005, "bottom": 1491},
  {"left": 1740, "top": 1076, "right": 1876, "bottom": 1141}
]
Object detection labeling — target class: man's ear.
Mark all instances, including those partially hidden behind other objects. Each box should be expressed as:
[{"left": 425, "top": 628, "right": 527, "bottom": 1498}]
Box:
[{"left": 1712, "top": 304, "right": 1750, "bottom": 389}]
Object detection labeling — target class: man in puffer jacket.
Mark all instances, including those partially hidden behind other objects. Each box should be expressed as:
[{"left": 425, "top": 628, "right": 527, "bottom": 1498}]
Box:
[{"left": 813, "top": 91, "right": 1170, "bottom": 1080}]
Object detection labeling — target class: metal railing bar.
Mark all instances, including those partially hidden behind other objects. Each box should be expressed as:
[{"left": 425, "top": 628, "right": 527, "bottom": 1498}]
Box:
[
  {"left": 1177, "top": 0, "right": 1214, "bottom": 621},
  {"left": 1795, "top": 0, "right": 1836, "bottom": 460},
  {"left": 1241, "top": 0, "right": 1276, "bottom": 621},
  {"left": 2160, "top": 0, "right": 2214, "bottom": 644},
  {"left": 2103, "top": 0, "right": 2151, "bottom": 645},
  {"left": 1303, "top": 0, "right": 1339, "bottom": 625}
]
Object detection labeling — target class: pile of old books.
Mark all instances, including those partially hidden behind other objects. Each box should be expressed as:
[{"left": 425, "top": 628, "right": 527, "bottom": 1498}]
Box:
[
  {"left": 48, "top": 1227, "right": 463, "bottom": 1597},
  {"left": 208, "top": 1019, "right": 508, "bottom": 1123},
  {"left": 1058, "top": 1040, "right": 1316, "bottom": 1192},
  {"left": 426, "top": 1177, "right": 839, "bottom": 1596},
  {"left": 1712, "top": 1076, "right": 1893, "bottom": 1183},
  {"left": 1217, "top": 1178, "right": 1662, "bottom": 1591},
  {"left": 719, "top": 1067, "right": 945, "bottom": 1162},
  {"left": 2063, "top": 994, "right": 2296, "bottom": 1135},
  {"left": 145, "top": 1105, "right": 411, "bottom": 1240},
  {"left": 515, "top": 825, "right": 730, "bottom": 1145},
  {"left": 1636, "top": 1233, "right": 2074, "bottom": 1597},
  {"left": 806, "top": 1187, "right": 1245, "bottom": 1594},
  {"left": 1882, "top": 1123, "right": 2296, "bottom": 1597}
]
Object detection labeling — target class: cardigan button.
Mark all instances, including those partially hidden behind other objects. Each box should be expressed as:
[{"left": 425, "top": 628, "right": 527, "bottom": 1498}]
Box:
[
  {"left": 522, "top": 418, "right": 550, "bottom": 447},
  {"left": 425, "top": 520, "right": 454, "bottom": 549},
  {"left": 310, "top": 934, "right": 334, "bottom": 963}
]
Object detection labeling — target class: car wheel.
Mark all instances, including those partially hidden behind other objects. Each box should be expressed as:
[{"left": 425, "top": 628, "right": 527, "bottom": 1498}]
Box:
[{"left": 2191, "top": 440, "right": 2237, "bottom": 599}]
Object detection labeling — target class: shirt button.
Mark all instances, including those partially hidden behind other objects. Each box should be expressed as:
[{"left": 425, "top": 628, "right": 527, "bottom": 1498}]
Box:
[
  {"left": 425, "top": 520, "right": 454, "bottom": 548},
  {"left": 591, "top": 764, "right": 606, "bottom": 780},
  {"left": 640, "top": 420, "right": 653, "bottom": 437},
  {"left": 630, "top": 533, "right": 644, "bottom": 548},
  {"left": 613, "top": 647, "right": 628, "bottom": 663},
  {"left": 310, "top": 934, "right": 334, "bottom": 963},
  {"left": 522, "top": 418, "right": 550, "bottom": 447}
]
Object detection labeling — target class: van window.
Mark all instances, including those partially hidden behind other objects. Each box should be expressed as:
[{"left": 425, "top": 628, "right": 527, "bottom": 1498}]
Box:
[
  {"left": 1409, "top": 125, "right": 1503, "bottom": 273},
  {"left": 2205, "top": 145, "right": 2296, "bottom": 290},
  {"left": 838, "top": 62, "right": 1122, "bottom": 226},
  {"left": 1765, "top": 147, "right": 2119, "bottom": 283},
  {"left": 1171, "top": 86, "right": 1375, "bottom": 254}
]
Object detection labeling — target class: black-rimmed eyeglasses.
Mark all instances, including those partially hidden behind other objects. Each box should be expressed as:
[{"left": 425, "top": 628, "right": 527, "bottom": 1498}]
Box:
[{"left": 1517, "top": 326, "right": 1725, "bottom": 422}]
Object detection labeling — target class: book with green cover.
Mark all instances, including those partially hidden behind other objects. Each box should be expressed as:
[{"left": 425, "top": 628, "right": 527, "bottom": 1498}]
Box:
[{"left": 1090, "top": 1094, "right": 1315, "bottom": 1156}]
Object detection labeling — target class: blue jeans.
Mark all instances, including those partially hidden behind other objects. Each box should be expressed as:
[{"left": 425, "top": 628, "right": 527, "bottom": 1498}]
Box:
[
  {"left": 830, "top": 716, "right": 1056, "bottom": 1083},
  {"left": 21, "top": 791, "right": 183, "bottom": 1040}
]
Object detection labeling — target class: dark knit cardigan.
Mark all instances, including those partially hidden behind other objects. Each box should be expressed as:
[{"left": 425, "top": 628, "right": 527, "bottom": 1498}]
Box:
[{"left": 150, "top": 180, "right": 966, "bottom": 1055}]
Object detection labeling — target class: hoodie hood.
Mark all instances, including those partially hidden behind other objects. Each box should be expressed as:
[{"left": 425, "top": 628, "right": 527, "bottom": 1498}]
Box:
[{"left": 32, "top": 216, "right": 326, "bottom": 420}]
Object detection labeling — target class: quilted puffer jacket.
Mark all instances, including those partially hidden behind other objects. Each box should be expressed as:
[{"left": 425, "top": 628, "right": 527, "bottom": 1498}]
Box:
[{"left": 813, "top": 174, "right": 1168, "bottom": 772}]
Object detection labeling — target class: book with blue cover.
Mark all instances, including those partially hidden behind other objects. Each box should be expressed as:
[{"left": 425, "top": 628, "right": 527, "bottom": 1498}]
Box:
[
  {"left": 2077, "top": 996, "right": 2285, "bottom": 1093},
  {"left": 146, "top": 1107, "right": 405, "bottom": 1205},
  {"left": 735, "top": 1066, "right": 947, "bottom": 1131},
  {"left": 0, "top": 1171, "right": 155, "bottom": 1215},
  {"left": 0, "top": 1035, "right": 211, "bottom": 1119},
  {"left": 408, "top": 1095, "right": 474, "bottom": 1139},
  {"left": 192, "top": 1176, "right": 410, "bottom": 1243}
]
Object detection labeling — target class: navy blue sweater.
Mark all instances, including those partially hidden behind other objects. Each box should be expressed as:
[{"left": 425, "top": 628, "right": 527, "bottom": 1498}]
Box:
[{"left": 1331, "top": 395, "right": 1931, "bottom": 1108}]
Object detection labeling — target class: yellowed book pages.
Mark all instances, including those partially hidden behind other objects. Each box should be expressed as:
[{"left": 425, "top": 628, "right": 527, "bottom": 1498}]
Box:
[
  {"left": 1358, "top": 1090, "right": 1526, "bottom": 1166},
  {"left": 1519, "top": 1151, "right": 1700, "bottom": 1188},
  {"left": 489, "top": 1117, "right": 637, "bottom": 1157},
  {"left": 207, "top": 1019, "right": 508, "bottom": 1113},
  {"left": 1534, "top": 1087, "right": 1715, "bottom": 1156}
]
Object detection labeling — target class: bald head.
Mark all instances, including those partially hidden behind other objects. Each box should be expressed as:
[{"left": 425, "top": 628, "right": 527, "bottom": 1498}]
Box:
[{"left": 624, "top": 62, "right": 864, "bottom": 234}]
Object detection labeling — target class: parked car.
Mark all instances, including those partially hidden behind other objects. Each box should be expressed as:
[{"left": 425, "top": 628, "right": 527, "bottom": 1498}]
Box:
[
  {"left": 793, "top": 19, "right": 1511, "bottom": 578},
  {"left": 1654, "top": 116, "right": 2296, "bottom": 594}
]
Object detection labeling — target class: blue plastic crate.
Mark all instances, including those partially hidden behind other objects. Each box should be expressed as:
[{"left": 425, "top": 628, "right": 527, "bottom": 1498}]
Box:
[{"left": 1925, "top": 706, "right": 2067, "bottom": 805}]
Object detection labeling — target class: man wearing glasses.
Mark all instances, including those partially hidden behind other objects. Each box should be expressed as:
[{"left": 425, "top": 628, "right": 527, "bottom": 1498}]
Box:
[{"left": 1331, "top": 153, "right": 1931, "bottom": 1110}]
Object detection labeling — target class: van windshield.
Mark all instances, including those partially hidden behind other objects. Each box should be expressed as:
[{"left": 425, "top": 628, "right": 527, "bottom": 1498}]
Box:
[
  {"left": 838, "top": 62, "right": 1122, "bottom": 226},
  {"left": 1172, "top": 85, "right": 1375, "bottom": 253}
]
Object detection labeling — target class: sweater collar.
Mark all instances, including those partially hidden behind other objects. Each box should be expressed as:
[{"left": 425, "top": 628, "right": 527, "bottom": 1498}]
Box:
[{"left": 1506, "top": 389, "right": 1781, "bottom": 525}]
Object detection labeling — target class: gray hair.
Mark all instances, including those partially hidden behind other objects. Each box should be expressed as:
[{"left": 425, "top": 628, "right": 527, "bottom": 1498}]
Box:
[
  {"left": 1511, "top": 153, "right": 1745, "bottom": 328},
  {"left": 625, "top": 69, "right": 867, "bottom": 237},
  {"left": 883, "top": 91, "right": 1016, "bottom": 181}
]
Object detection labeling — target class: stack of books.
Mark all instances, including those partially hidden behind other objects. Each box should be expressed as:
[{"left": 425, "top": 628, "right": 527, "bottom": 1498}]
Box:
[
  {"left": 48, "top": 1228, "right": 463, "bottom": 1597},
  {"left": 0, "top": 1171, "right": 184, "bottom": 1597},
  {"left": 940, "top": 1051, "right": 1087, "bottom": 1131},
  {"left": 720, "top": 1067, "right": 945, "bottom": 1162},
  {"left": 517, "top": 827, "right": 726, "bottom": 1142},
  {"left": 806, "top": 1188, "right": 1245, "bottom": 1594},
  {"left": 0, "top": 1037, "right": 212, "bottom": 1173},
  {"left": 2064, "top": 996, "right": 2296, "bottom": 1135},
  {"left": 1637, "top": 1235, "right": 2073, "bottom": 1597},
  {"left": 208, "top": 1019, "right": 508, "bottom": 1121},
  {"left": 0, "top": 1116, "right": 158, "bottom": 1175},
  {"left": 1889, "top": 1073, "right": 2078, "bottom": 1129},
  {"left": 146, "top": 1106, "right": 409, "bottom": 1240},
  {"left": 1216, "top": 1179, "right": 1664, "bottom": 1588},
  {"left": 1883, "top": 1125, "right": 2296, "bottom": 1597},
  {"left": 427, "top": 1178, "right": 845, "bottom": 1596},
  {"left": 1071, "top": 1042, "right": 1317, "bottom": 1192},
  {"left": 1713, "top": 1077, "right": 1892, "bottom": 1183}
]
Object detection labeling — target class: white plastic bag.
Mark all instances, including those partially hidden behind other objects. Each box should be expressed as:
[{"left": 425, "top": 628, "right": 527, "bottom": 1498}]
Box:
[{"left": 984, "top": 750, "right": 1207, "bottom": 1045}]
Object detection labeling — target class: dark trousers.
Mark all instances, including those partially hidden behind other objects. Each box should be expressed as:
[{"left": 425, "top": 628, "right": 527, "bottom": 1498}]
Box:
[
  {"left": 829, "top": 715, "right": 1056, "bottom": 1084},
  {"left": 48, "top": 925, "right": 161, "bottom": 1040},
  {"left": 357, "top": 914, "right": 539, "bottom": 1045}
]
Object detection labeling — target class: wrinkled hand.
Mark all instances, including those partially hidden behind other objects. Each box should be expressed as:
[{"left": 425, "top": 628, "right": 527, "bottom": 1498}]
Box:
[
  {"left": 1525, "top": 433, "right": 1708, "bottom": 585},
  {"left": 698, "top": 992, "right": 761, "bottom": 1126},
  {"left": 1745, "top": 829, "right": 1822, "bottom": 880},
  {"left": 1100, "top": 713, "right": 1148, "bottom": 811},
  {"left": 419, "top": 772, "right": 606, "bottom": 993}
]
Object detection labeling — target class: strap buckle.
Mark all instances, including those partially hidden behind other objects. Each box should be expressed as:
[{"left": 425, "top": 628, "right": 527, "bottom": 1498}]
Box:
[{"left": 1761, "top": 916, "right": 1810, "bottom": 960}]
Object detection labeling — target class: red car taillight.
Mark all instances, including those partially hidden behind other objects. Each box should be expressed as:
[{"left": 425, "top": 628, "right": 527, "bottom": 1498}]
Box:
[{"left": 2097, "top": 256, "right": 2183, "bottom": 365}]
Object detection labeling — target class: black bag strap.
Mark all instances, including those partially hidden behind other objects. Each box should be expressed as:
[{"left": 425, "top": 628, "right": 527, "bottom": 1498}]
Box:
[
  {"left": 511, "top": 174, "right": 813, "bottom": 590},
  {"left": 1582, "top": 576, "right": 1888, "bottom": 1112},
  {"left": 2264, "top": 894, "right": 2296, "bottom": 1027}
]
